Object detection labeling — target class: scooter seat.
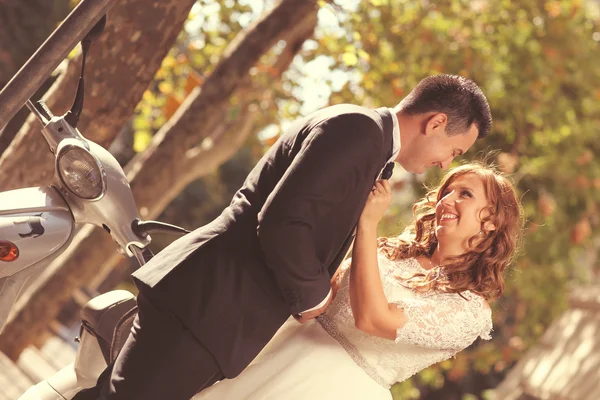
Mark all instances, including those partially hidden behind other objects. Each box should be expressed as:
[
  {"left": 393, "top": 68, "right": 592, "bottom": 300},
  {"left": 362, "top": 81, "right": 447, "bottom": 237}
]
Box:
[{"left": 80, "top": 290, "right": 137, "bottom": 363}]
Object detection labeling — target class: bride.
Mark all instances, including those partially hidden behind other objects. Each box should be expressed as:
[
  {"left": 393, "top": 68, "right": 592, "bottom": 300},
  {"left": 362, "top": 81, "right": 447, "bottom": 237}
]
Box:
[{"left": 194, "top": 163, "right": 523, "bottom": 399}]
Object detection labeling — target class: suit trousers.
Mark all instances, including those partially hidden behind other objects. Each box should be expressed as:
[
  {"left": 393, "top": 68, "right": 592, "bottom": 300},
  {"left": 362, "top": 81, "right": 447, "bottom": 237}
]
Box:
[{"left": 73, "top": 292, "right": 224, "bottom": 400}]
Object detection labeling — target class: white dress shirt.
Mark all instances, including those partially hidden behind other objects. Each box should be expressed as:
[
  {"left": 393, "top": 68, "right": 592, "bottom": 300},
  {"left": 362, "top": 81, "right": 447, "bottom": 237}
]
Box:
[{"left": 388, "top": 107, "right": 401, "bottom": 163}]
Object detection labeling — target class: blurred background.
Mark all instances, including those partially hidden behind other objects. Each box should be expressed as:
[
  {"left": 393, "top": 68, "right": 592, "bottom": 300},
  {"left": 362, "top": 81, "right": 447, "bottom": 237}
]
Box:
[{"left": 1, "top": 0, "right": 599, "bottom": 399}]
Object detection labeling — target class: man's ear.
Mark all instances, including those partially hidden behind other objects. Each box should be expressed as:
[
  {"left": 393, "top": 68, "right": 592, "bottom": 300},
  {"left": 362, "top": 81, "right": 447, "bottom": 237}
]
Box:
[{"left": 424, "top": 113, "right": 448, "bottom": 136}]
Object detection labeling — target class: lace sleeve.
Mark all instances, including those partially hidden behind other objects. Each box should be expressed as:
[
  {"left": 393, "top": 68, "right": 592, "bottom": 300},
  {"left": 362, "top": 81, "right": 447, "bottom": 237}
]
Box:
[{"left": 394, "top": 292, "right": 492, "bottom": 350}]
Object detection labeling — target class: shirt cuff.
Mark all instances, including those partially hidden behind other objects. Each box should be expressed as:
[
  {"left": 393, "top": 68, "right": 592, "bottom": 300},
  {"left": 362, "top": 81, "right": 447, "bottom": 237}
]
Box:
[{"left": 300, "top": 288, "right": 332, "bottom": 313}]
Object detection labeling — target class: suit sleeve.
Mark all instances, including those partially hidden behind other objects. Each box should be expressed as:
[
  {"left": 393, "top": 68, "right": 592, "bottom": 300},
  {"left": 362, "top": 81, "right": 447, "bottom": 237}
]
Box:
[{"left": 257, "top": 114, "right": 383, "bottom": 315}]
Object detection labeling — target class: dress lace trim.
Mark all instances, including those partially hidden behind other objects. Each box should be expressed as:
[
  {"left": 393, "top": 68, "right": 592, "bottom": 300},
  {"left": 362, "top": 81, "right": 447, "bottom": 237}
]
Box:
[{"left": 317, "top": 314, "right": 390, "bottom": 389}]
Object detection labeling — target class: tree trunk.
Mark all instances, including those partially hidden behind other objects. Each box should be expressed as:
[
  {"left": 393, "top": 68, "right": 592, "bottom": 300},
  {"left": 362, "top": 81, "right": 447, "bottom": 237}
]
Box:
[
  {"left": 0, "top": 0, "right": 196, "bottom": 191},
  {"left": 0, "top": 0, "right": 70, "bottom": 156},
  {"left": 0, "top": 0, "right": 69, "bottom": 86},
  {"left": 0, "top": 0, "right": 319, "bottom": 360}
]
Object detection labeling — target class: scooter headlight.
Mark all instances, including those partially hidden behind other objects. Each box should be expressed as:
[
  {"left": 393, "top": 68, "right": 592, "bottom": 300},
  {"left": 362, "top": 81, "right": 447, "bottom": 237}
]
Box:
[{"left": 57, "top": 146, "right": 105, "bottom": 199}]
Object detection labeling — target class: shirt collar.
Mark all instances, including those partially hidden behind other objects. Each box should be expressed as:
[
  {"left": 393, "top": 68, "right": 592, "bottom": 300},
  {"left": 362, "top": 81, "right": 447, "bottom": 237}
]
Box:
[{"left": 388, "top": 108, "right": 401, "bottom": 163}]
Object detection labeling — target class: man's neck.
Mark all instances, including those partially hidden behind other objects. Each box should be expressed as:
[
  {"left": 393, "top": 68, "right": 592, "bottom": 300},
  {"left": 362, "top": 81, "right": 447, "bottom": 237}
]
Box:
[{"left": 394, "top": 111, "right": 415, "bottom": 163}]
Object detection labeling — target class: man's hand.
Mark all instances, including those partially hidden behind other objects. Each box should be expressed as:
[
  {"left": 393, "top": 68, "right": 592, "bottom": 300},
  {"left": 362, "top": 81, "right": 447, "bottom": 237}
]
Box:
[
  {"left": 292, "top": 254, "right": 347, "bottom": 323},
  {"left": 293, "top": 291, "right": 334, "bottom": 324}
]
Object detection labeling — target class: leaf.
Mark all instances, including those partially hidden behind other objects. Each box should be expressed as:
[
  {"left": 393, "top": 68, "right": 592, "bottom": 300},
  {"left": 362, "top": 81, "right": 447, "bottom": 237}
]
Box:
[
  {"left": 133, "top": 130, "right": 153, "bottom": 153},
  {"left": 184, "top": 70, "right": 205, "bottom": 95},
  {"left": 342, "top": 52, "right": 358, "bottom": 66},
  {"left": 164, "top": 94, "right": 182, "bottom": 119},
  {"left": 158, "top": 81, "right": 174, "bottom": 94}
]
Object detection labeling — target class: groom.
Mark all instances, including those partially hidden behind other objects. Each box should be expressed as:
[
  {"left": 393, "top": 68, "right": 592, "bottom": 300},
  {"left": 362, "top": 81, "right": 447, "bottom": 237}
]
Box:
[{"left": 84, "top": 74, "right": 492, "bottom": 399}]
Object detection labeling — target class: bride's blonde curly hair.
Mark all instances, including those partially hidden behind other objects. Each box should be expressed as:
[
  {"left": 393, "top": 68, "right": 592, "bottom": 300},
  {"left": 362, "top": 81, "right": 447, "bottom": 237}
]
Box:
[{"left": 378, "top": 163, "right": 524, "bottom": 301}]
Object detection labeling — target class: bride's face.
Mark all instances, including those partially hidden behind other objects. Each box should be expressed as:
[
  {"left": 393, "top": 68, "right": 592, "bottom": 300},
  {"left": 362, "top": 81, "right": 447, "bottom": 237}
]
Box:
[{"left": 434, "top": 173, "right": 494, "bottom": 251}]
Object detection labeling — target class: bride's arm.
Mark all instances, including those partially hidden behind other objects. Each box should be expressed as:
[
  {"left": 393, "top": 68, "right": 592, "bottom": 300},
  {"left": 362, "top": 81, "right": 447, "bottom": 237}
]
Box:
[{"left": 349, "top": 180, "right": 407, "bottom": 340}]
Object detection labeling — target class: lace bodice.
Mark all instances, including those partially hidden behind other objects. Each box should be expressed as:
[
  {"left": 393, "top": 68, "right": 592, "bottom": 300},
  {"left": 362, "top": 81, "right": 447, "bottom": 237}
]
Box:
[{"left": 317, "top": 253, "right": 492, "bottom": 389}]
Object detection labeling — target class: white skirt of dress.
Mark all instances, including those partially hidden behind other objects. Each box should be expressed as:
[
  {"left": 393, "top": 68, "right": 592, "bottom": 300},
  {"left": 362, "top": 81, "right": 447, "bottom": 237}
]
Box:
[{"left": 193, "top": 317, "right": 392, "bottom": 400}]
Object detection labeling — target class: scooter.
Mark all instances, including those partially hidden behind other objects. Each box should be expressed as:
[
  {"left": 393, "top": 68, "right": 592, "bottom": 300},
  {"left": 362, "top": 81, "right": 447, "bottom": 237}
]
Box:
[{"left": 0, "top": 10, "right": 188, "bottom": 400}]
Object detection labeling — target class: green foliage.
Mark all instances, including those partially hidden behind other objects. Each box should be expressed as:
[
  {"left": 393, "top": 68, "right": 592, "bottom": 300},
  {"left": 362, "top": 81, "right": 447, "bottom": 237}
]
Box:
[{"left": 132, "top": 1, "right": 252, "bottom": 148}]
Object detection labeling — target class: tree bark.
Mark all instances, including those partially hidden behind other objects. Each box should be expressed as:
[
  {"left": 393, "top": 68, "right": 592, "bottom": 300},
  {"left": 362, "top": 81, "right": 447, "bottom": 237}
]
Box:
[
  {"left": 0, "top": 0, "right": 318, "bottom": 360},
  {"left": 0, "top": 0, "right": 70, "bottom": 156},
  {"left": 0, "top": 0, "right": 196, "bottom": 191},
  {"left": 0, "top": 0, "right": 69, "bottom": 86}
]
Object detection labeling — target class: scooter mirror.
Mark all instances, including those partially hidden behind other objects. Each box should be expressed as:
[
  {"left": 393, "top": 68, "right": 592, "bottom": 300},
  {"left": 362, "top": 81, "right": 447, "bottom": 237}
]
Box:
[{"left": 64, "top": 14, "right": 107, "bottom": 128}]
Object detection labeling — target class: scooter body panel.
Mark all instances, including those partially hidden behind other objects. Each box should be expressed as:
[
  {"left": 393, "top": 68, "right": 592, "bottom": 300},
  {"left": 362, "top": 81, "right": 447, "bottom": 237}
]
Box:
[
  {"left": 0, "top": 186, "right": 74, "bottom": 278},
  {"left": 0, "top": 186, "right": 74, "bottom": 333}
]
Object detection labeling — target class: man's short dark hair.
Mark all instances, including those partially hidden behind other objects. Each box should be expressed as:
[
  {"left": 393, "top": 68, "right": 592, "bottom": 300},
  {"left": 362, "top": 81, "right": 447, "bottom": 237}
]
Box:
[{"left": 399, "top": 74, "right": 492, "bottom": 138}]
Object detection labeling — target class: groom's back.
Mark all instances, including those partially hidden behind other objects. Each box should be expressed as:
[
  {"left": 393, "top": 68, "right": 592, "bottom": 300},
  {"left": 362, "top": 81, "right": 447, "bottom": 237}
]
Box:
[{"left": 230, "top": 103, "right": 382, "bottom": 216}]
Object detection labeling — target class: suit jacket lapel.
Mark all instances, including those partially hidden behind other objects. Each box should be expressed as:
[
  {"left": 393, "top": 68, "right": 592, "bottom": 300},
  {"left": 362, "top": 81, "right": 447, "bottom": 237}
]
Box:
[{"left": 374, "top": 107, "right": 395, "bottom": 163}]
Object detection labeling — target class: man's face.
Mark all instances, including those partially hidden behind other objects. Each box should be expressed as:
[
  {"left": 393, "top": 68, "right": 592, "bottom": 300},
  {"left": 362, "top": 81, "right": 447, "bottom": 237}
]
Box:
[{"left": 399, "top": 115, "right": 479, "bottom": 174}]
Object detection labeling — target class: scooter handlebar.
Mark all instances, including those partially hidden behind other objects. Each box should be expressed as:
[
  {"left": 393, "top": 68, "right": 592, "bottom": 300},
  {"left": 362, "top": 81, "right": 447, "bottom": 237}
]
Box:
[{"left": 131, "top": 220, "right": 190, "bottom": 237}]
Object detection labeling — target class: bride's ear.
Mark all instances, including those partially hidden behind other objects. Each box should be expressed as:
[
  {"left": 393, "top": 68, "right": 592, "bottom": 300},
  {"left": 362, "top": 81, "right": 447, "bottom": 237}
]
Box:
[{"left": 483, "top": 221, "right": 496, "bottom": 232}]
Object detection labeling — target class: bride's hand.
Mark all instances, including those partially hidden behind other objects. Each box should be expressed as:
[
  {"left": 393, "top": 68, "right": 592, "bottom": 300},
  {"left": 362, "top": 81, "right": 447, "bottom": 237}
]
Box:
[{"left": 359, "top": 179, "right": 392, "bottom": 228}]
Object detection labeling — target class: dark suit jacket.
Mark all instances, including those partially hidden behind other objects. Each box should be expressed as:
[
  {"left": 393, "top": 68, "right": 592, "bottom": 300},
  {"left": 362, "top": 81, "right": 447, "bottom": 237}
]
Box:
[{"left": 132, "top": 104, "right": 395, "bottom": 378}]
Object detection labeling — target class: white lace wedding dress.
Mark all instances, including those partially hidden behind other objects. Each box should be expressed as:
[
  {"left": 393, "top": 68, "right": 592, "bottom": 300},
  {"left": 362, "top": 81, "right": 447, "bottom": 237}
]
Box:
[{"left": 194, "top": 253, "right": 492, "bottom": 400}]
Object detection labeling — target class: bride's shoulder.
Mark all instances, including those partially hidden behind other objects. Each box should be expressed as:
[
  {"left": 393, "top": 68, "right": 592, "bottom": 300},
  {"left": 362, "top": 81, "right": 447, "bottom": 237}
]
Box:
[
  {"left": 449, "top": 291, "right": 492, "bottom": 319},
  {"left": 460, "top": 290, "right": 490, "bottom": 305}
]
